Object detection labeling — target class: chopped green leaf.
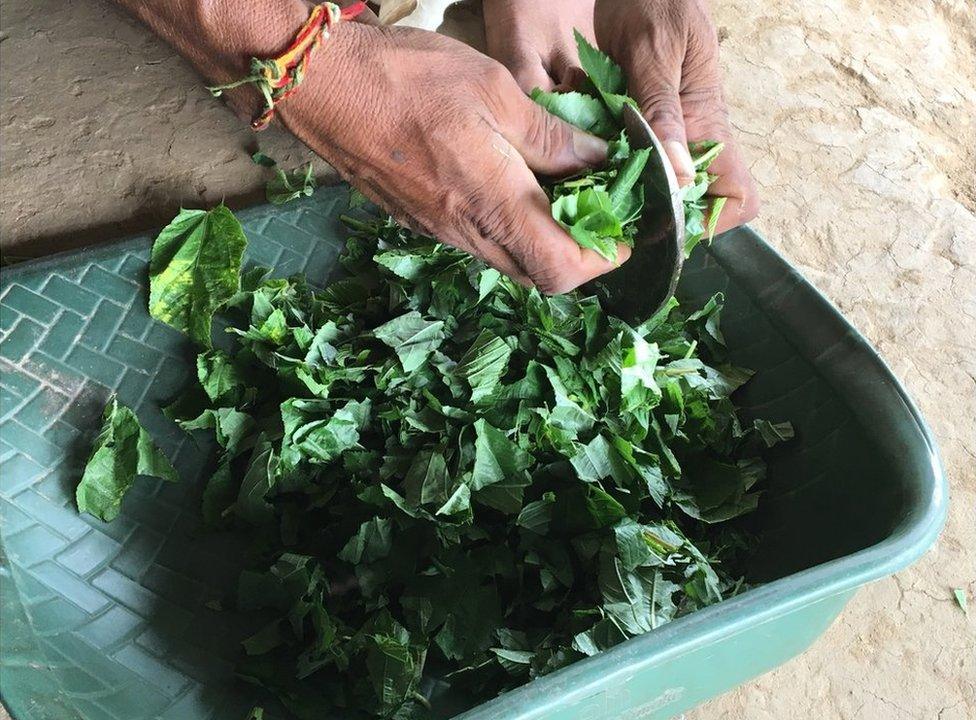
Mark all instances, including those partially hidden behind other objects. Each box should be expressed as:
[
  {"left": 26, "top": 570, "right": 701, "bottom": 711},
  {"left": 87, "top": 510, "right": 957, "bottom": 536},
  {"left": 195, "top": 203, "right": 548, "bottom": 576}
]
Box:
[
  {"left": 251, "top": 151, "right": 276, "bottom": 167},
  {"left": 953, "top": 587, "right": 969, "bottom": 616},
  {"left": 76, "top": 397, "right": 177, "bottom": 522},
  {"left": 530, "top": 88, "right": 617, "bottom": 139},
  {"left": 94, "top": 33, "right": 789, "bottom": 717},
  {"left": 267, "top": 163, "right": 316, "bottom": 205},
  {"left": 373, "top": 311, "right": 445, "bottom": 372}
]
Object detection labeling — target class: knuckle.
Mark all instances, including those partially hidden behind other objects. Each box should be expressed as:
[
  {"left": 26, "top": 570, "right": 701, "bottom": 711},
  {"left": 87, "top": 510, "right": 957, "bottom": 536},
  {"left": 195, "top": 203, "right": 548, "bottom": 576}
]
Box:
[
  {"left": 523, "top": 243, "right": 584, "bottom": 295},
  {"left": 532, "top": 266, "right": 578, "bottom": 295},
  {"left": 448, "top": 186, "right": 520, "bottom": 248},
  {"left": 482, "top": 60, "right": 516, "bottom": 91},
  {"left": 525, "top": 110, "right": 570, "bottom": 161}
]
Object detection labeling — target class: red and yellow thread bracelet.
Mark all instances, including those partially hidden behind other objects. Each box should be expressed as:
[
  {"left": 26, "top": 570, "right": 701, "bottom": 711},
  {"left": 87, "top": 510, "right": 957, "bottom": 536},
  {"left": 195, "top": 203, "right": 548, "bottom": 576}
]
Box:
[{"left": 207, "top": 1, "right": 366, "bottom": 130}]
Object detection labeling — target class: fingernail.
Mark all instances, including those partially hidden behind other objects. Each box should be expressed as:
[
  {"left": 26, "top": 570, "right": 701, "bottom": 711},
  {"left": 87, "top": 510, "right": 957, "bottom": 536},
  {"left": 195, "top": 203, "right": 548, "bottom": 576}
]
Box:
[
  {"left": 615, "top": 243, "right": 632, "bottom": 266},
  {"left": 665, "top": 140, "right": 695, "bottom": 185},
  {"left": 573, "top": 132, "right": 609, "bottom": 165}
]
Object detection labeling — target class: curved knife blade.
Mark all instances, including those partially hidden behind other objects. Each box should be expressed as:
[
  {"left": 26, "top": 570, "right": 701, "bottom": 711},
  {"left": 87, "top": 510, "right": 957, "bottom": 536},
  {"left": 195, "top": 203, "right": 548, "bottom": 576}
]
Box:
[{"left": 587, "top": 103, "right": 686, "bottom": 324}]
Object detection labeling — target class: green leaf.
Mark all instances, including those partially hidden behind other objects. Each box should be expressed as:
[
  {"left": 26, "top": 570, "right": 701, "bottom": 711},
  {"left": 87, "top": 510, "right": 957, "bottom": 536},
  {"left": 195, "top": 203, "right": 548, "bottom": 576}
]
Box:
[
  {"left": 148, "top": 205, "right": 247, "bottom": 347},
  {"left": 338, "top": 517, "right": 393, "bottom": 564},
  {"left": 267, "top": 163, "right": 316, "bottom": 205},
  {"left": 470, "top": 419, "right": 533, "bottom": 491},
  {"left": 531, "top": 88, "right": 617, "bottom": 139},
  {"left": 280, "top": 398, "right": 370, "bottom": 469},
  {"left": 706, "top": 195, "right": 727, "bottom": 242},
  {"left": 953, "top": 588, "right": 969, "bottom": 616},
  {"left": 179, "top": 407, "right": 254, "bottom": 456},
  {"left": 572, "top": 618, "right": 627, "bottom": 656},
  {"left": 516, "top": 492, "right": 555, "bottom": 535},
  {"left": 251, "top": 151, "right": 277, "bottom": 167},
  {"left": 584, "top": 485, "right": 628, "bottom": 527},
  {"left": 373, "top": 311, "right": 445, "bottom": 372},
  {"left": 608, "top": 148, "right": 650, "bottom": 216},
  {"left": 435, "top": 483, "right": 472, "bottom": 521},
  {"left": 455, "top": 330, "right": 513, "bottom": 403},
  {"left": 404, "top": 450, "right": 451, "bottom": 507},
  {"left": 574, "top": 29, "right": 626, "bottom": 95},
  {"left": 76, "top": 397, "right": 177, "bottom": 522},
  {"left": 543, "top": 365, "right": 596, "bottom": 435},
  {"left": 196, "top": 350, "right": 245, "bottom": 403},
  {"left": 570, "top": 434, "right": 618, "bottom": 482},
  {"left": 599, "top": 554, "right": 679, "bottom": 634},
  {"left": 234, "top": 436, "right": 276, "bottom": 525},
  {"left": 347, "top": 186, "right": 369, "bottom": 209},
  {"left": 753, "top": 419, "right": 795, "bottom": 447},
  {"left": 620, "top": 332, "right": 661, "bottom": 413},
  {"left": 202, "top": 460, "right": 236, "bottom": 525}
]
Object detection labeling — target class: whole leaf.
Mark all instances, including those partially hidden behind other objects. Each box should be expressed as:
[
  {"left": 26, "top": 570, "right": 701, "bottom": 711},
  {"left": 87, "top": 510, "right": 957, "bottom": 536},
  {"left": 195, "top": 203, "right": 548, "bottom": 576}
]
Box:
[
  {"left": 76, "top": 397, "right": 177, "bottom": 522},
  {"left": 149, "top": 205, "right": 246, "bottom": 346}
]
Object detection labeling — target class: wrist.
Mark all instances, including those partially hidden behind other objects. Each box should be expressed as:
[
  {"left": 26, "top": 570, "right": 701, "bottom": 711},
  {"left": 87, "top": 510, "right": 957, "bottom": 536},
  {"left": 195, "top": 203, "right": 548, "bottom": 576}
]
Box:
[
  {"left": 205, "top": 1, "right": 369, "bottom": 126},
  {"left": 276, "top": 21, "right": 376, "bottom": 154}
]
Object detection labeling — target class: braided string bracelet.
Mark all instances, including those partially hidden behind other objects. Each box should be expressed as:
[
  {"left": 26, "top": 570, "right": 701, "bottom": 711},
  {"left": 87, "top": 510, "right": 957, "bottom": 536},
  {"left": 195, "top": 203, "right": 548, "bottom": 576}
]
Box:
[{"left": 208, "top": 1, "right": 367, "bottom": 130}]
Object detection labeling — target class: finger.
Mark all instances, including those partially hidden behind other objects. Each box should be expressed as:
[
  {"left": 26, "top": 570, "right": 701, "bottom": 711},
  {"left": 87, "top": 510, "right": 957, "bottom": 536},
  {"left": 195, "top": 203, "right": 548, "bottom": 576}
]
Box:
[
  {"left": 549, "top": 47, "right": 585, "bottom": 92},
  {"left": 630, "top": 76, "right": 695, "bottom": 187},
  {"left": 509, "top": 57, "right": 557, "bottom": 95},
  {"left": 458, "top": 155, "right": 627, "bottom": 294},
  {"left": 508, "top": 189, "right": 631, "bottom": 294},
  {"left": 498, "top": 90, "right": 608, "bottom": 177},
  {"left": 553, "top": 66, "right": 589, "bottom": 93},
  {"left": 606, "top": 25, "right": 694, "bottom": 187},
  {"left": 703, "top": 143, "right": 760, "bottom": 234}
]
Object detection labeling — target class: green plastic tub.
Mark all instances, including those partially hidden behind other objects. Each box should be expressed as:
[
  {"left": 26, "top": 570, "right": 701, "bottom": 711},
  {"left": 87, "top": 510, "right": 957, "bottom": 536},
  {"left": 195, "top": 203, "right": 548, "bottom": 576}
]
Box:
[{"left": 0, "top": 187, "right": 947, "bottom": 720}]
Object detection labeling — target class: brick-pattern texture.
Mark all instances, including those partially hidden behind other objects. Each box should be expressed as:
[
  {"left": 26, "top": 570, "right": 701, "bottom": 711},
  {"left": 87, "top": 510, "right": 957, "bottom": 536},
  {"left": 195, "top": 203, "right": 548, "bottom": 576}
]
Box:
[{"left": 0, "top": 189, "right": 350, "bottom": 720}]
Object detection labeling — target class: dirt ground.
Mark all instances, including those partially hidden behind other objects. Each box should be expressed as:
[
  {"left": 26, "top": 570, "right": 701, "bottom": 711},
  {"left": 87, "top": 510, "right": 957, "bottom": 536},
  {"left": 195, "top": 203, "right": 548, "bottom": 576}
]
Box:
[{"left": 1, "top": 0, "right": 974, "bottom": 718}]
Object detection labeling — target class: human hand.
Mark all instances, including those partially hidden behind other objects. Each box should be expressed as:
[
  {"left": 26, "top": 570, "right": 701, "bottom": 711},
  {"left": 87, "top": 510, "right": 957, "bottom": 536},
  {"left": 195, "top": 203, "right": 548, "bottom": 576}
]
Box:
[
  {"left": 483, "top": 0, "right": 596, "bottom": 93},
  {"left": 277, "top": 23, "right": 630, "bottom": 293},
  {"left": 594, "top": 0, "right": 758, "bottom": 232},
  {"left": 112, "top": 0, "right": 627, "bottom": 293}
]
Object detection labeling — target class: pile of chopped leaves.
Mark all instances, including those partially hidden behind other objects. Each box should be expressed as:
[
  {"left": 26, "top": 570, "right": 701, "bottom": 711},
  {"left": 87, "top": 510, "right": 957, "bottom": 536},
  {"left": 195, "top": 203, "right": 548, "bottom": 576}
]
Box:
[{"left": 75, "top": 31, "right": 793, "bottom": 720}]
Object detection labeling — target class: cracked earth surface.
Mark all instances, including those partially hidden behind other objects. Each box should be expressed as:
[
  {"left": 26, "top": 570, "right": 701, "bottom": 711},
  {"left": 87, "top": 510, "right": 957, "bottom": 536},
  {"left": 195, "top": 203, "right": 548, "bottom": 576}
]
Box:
[{"left": 1, "top": 0, "right": 973, "bottom": 718}]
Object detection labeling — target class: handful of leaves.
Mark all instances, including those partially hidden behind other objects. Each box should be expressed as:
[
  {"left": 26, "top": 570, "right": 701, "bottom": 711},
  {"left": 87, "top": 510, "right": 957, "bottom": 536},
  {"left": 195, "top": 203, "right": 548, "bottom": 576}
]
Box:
[
  {"left": 75, "top": 32, "right": 790, "bottom": 720},
  {"left": 533, "top": 31, "right": 726, "bottom": 262}
]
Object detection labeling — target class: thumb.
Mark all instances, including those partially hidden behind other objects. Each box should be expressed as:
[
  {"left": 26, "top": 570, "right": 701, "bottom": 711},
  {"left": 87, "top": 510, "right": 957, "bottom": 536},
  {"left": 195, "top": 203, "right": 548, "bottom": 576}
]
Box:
[
  {"left": 500, "top": 93, "right": 608, "bottom": 177},
  {"left": 629, "top": 75, "right": 695, "bottom": 187}
]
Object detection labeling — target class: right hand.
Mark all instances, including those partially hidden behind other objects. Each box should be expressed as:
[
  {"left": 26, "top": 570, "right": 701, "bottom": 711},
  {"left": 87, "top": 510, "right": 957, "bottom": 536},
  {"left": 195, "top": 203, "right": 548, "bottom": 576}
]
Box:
[
  {"left": 281, "top": 24, "right": 630, "bottom": 294},
  {"left": 594, "top": 0, "right": 759, "bottom": 232}
]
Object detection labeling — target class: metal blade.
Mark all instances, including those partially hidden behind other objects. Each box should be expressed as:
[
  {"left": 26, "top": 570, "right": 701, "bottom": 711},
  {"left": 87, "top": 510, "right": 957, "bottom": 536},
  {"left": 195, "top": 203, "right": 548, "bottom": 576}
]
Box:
[{"left": 586, "top": 103, "right": 685, "bottom": 324}]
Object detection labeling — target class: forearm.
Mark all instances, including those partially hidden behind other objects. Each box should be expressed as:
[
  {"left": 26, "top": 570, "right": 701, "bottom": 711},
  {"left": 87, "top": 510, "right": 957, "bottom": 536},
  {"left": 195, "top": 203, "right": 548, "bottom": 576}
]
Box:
[{"left": 111, "top": 0, "right": 341, "bottom": 120}]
